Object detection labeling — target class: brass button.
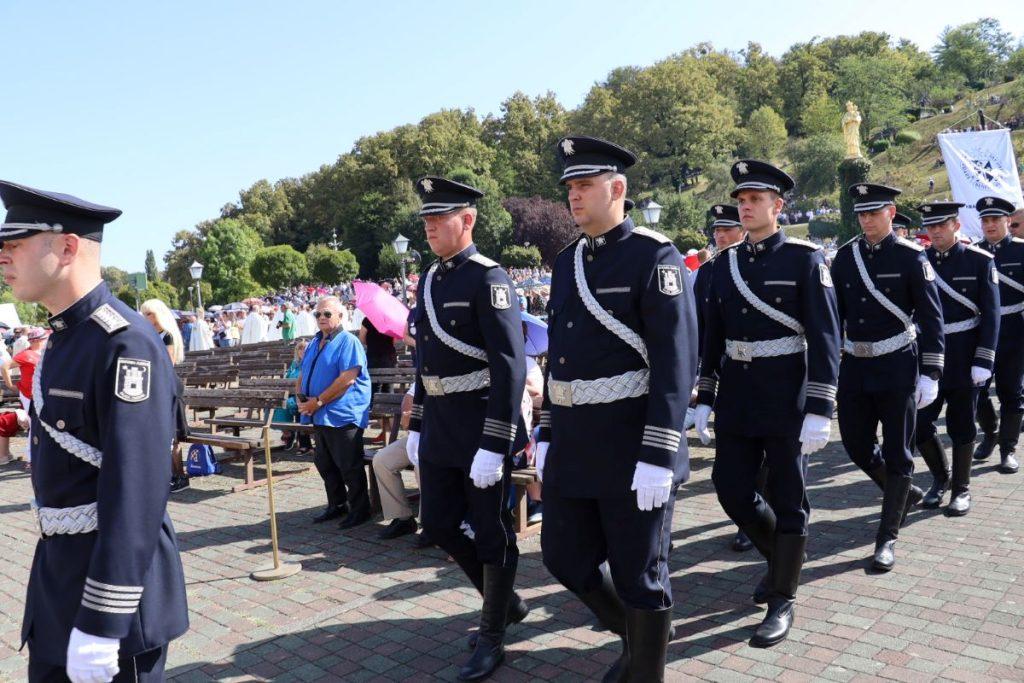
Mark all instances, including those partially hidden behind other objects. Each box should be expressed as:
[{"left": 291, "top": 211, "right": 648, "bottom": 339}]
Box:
[
  {"left": 858, "top": 318, "right": 865, "bottom": 324},
  {"left": 450, "top": 320, "right": 457, "bottom": 326},
  {"left": 423, "top": 366, "right": 429, "bottom": 372},
  {"left": 566, "top": 321, "right": 573, "bottom": 328},
  {"left": 586, "top": 255, "right": 594, "bottom": 262},
  {"left": 423, "top": 335, "right": 430, "bottom": 341},
  {"left": 741, "top": 308, "right": 748, "bottom": 314},
  {"left": 861, "top": 297, "right": 866, "bottom": 302},
  {"left": 743, "top": 364, "right": 749, "bottom": 370},
  {"left": 47, "top": 341, "right": 53, "bottom": 350},
  {"left": 885, "top": 288, "right": 891, "bottom": 293},
  {"left": 56, "top": 419, "right": 66, "bottom": 430},
  {"left": 775, "top": 297, "right": 782, "bottom": 303},
  {"left": 436, "top": 276, "right": 441, "bottom": 282},
  {"left": 749, "top": 258, "right": 755, "bottom": 263},
  {"left": 33, "top": 436, "right": 39, "bottom": 445},
  {"left": 559, "top": 357, "right": 566, "bottom": 365}
]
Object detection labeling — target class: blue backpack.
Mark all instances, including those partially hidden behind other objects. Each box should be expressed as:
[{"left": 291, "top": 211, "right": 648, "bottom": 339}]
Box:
[{"left": 186, "top": 444, "right": 222, "bottom": 477}]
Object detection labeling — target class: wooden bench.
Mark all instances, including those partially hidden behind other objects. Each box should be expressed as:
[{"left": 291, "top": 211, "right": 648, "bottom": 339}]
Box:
[
  {"left": 180, "top": 387, "right": 311, "bottom": 492},
  {"left": 510, "top": 468, "right": 541, "bottom": 536}
]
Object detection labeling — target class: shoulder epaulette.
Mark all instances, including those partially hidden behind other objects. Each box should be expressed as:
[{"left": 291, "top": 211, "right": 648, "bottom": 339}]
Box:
[
  {"left": 468, "top": 253, "right": 498, "bottom": 268},
  {"left": 966, "top": 244, "right": 994, "bottom": 259},
  {"left": 783, "top": 236, "right": 821, "bottom": 250},
  {"left": 632, "top": 226, "right": 672, "bottom": 244},
  {"left": 557, "top": 237, "right": 584, "bottom": 257},
  {"left": 838, "top": 235, "right": 861, "bottom": 250},
  {"left": 90, "top": 304, "right": 130, "bottom": 335},
  {"left": 896, "top": 236, "right": 924, "bottom": 252}
]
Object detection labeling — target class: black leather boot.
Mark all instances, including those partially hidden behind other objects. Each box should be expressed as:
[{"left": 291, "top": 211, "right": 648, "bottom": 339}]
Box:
[
  {"left": 866, "top": 464, "right": 921, "bottom": 525},
  {"left": 738, "top": 506, "right": 776, "bottom": 605},
  {"left": 872, "top": 474, "right": 911, "bottom": 572},
  {"left": 750, "top": 533, "right": 806, "bottom": 648},
  {"left": 622, "top": 606, "right": 672, "bottom": 682},
  {"left": 458, "top": 563, "right": 516, "bottom": 681},
  {"left": 975, "top": 395, "right": 999, "bottom": 460},
  {"left": 917, "top": 435, "right": 950, "bottom": 508},
  {"left": 946, "top": 443, "right": 973, "bottom": 516},
  {"left": 576, "top": 564, "right": 630, "bottom": 683},
  {"left": 998, "top": 411, "right": 1022, "bottom": 474},
  {"left": 731, "top": 529, "right": 754, "bottom": 552}
]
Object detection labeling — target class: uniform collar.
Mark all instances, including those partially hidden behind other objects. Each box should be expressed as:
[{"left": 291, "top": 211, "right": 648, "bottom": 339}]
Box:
[
  {"left": 860, "top": 231, "right": 896, "bottom": 253},
  {"left": 585, "top": 217, "right": 634, "bottom": 251},
  {"left": 929, "top": 241, "right": 963, "bottom": 261},
  {"left": 48, "top": 281, "right": 111, "bottom": 333},
  {"left": 440, "top": 243, "right": 478, "bottom": 271},
  {"left": 744, "top": 229, "right": 784, "bottom": 256},
  {"left": 982, "top": 233, "right": 1012, "bottom": 252}
]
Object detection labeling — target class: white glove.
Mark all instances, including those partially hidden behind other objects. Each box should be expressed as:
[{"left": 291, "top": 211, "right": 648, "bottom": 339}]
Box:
[
  {"left": 535, "top": 441, "right": 549, "bottom": 482},
  {"left": 469, "top": 448, "right": 504, "bottom": 488},
  {"left": 799, "top": 414, "right": 831, "bottom": 455},
  {"left": 631, "top": 461, "right": 673, "bottom": 511},
  {"left": 405, "top": 431, "right": 420, "bottom": 468},
  {"left": 915, "top": 375, "right": 939, "bottom": 409},
  {"left": 971, "top": 366, "right": 992, "bottom": 386},
  {"left": 66, "top": 627, "right": 120, "bottom": 683},
  {"left": 694, "top": 404, "right": 713, "bottom": 445}
]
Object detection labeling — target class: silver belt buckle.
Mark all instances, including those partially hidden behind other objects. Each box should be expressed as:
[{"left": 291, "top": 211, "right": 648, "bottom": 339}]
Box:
[
  {"left": 852, "top": 342, "right": 873, "bottom": 358},
  {"left": 549, "top": 380, "right": 573, "bottom": 407},
  {"left": 422, "top": 375, "right": 445, "bottom": 396},
  {"left": 32, "top": 506, "right": 45, "bottom": 538},
  {"left": 732, "top": 341, "right": 753, "bottom": 362}
]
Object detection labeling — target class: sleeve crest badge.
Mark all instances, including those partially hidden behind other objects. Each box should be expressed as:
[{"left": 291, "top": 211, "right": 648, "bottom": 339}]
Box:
[
  {"left": 115, "top": 358, "right": 151, "bottom": 403},
  {"left": 490, "top": 284, "right": 512, "bottom": 309},
  {"left": 657, "top": 265, "right": 683, "bottom": 295}
]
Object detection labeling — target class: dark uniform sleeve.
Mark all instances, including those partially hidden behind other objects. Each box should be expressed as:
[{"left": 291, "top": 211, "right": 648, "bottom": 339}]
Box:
[
  {"left": 638, "top": 245, "right": 698, "bottom": 468},
  {"left": 974, "top": 256, "right": 1001, "bottom": 370},
  {"left": 475, "top": 268, "right": 527, "bottom": 455},
  {"left": 911, "top": 251, "right": 945, "bottom": 377},
  {"left": 536, "top": 367, "right": 551, "bottom": 444},
  {"left": 408, "top": 300, "right": 425, "bottom": 433},
  {"left": 802, "top": 251, "right": 841, "bottom": 418},
  {"left": 696, "top": 259, "right": 725, "bottom": 406},
  {"left": 74, "top": 331, "right": 176, "bottom": 639}
]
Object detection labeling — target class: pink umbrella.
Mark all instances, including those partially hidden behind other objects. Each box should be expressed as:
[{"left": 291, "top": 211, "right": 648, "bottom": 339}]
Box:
[{"left": 353, "top": 281, "right": 410, "bottom": 339}]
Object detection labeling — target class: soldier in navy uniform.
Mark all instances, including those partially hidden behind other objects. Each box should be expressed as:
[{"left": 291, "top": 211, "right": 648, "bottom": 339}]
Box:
[
  {"left": 892, "top": 212, "right": 915, "bottom": 239},
  {"left": 0, "top": 181, "right": 188, "bottom": 682},
  {"left": 915, "top": 201, "right": 999, "bottom": 516},
  {"left": 533, "top": 136, "right": 697, "bottom": 682},
  {"left": 404, "top": 176, "right": 528, "bottom": 681},
  {"left": 694, "top": 203, "right": 768, "bottom": 554},
  {"left": 830, "top": 183, "right": 944, "bottom": 573},
  {"left": 972, "top": 195, "right": 1024, "bottom": 474},
  {"left": 694, "top": 160, "right": 841, "bottom": 648}
]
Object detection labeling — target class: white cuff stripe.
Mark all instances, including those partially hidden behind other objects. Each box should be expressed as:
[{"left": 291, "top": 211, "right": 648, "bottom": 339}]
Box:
[
  {"left": 85, "top": 578, "right": 143, "bottom": 592},
  {"left": 644, "top": 426, "right": 682, "bottom": 439},
  {"left": 81, "top": 592, "right": 141, "bottom": 607},
  {"left": 641, "top": 438, "right": 680, "bottom": 452},
  {"left": 81, "top": 598, "right": 138, "bottom": 614}
]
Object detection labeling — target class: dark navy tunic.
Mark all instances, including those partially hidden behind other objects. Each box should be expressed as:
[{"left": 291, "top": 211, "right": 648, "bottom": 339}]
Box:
[{"left": 22, "top": 282, "right": 188, "bottom": 664}]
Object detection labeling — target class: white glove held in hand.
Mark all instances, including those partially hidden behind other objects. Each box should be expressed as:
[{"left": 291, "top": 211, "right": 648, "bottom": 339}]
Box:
[
  {"left": 971, "top": 366, "right": 991, "bottom": 386},
  {"left": 469, "top": 448, "right": 504, "bottom": 488},
  {"left": 405, "top": 431, "right": 420, "bottom": 468},
  {"left": 799, "top": 414, "right": 831, "bottom": 455},
  {"left": 534, "top": 442, "right": 549, "bottom": 482},
  {"left": 66, "top": 627, "right": 120, "bottom": 683},
  {"left": 915, "top": 375, "right": 939, "bottom": 408},
  {"left": 694, "top": 404, "right": 713, "bottom": 445},
  {"left": 631, "top": 461, "right": 673, "bottom": 511}
]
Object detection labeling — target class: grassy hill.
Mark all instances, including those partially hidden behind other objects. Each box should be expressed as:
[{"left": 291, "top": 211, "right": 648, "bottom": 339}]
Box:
[{"left": 868, "top": 80, "right": 1024, "bottom": 202}]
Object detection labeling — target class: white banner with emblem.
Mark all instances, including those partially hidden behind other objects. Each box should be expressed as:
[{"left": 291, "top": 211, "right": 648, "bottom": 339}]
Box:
[{"left": 937, "top": 129, "right": 1023, "bottom": 242}]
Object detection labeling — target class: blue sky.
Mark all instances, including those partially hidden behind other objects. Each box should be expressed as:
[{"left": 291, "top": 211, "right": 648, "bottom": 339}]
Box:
[{"left": 1, "top": 0, "right": 1020, "bottom": 270}]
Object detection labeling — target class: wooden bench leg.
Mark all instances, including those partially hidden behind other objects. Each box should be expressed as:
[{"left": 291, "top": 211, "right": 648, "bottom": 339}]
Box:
[{"left": 513, "top": 482, "right": 528, "bottom": 535}]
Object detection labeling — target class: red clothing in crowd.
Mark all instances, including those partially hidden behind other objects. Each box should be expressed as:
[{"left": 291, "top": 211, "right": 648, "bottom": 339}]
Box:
[
  {"left": 13, "top": 349, "right": 39, "bottom": 397},
  {"left": 0, "top": 411, "right": 20, "bottom": 438}
]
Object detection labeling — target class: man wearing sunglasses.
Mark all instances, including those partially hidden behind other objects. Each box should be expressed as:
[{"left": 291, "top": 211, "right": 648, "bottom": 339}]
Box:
[
  {"left": 405, "top": 176, "right": 528, "bottom": 681},
  {"left": 298, "top": 297, "right": 373, "bottom": 529}
]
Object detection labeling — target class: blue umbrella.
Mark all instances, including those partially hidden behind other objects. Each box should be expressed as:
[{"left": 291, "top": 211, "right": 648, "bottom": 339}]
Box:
[{"left": 521, "top": 311, "right": 548, "bottom": 356}]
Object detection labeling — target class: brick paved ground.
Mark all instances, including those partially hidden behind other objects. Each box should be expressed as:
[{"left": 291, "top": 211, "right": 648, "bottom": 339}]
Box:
[{"left": 3, "top": 418, "right": 1024, "bottom": 682}]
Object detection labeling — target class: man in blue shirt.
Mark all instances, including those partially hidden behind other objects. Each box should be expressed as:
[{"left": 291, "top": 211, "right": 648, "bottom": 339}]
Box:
[{"left": 297, "top": 295, "right": 372, "bottom": 529}]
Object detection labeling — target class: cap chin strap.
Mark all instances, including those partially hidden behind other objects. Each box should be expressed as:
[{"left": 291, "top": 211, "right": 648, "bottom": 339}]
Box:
[{"left": 0, "top": 222, "right": 64, "bottom": 238}]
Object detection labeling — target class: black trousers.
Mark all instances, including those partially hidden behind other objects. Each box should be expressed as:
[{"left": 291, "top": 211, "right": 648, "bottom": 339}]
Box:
[
  {"left": 418, "top": 458, "right": 518, "bottom": 568},
  {"left": 541, "top": 488, "right": 675, "bottom": 609},
  {"left": 712, "top": 432, "right": 809, "bottom": 535},
  {"left": 30, "top": 646, "right": 167, "bottom": 682},
  {"left": 313, "top": 425, "right": 368, "bottom": 517},
  {"left": 838, "top": 388, "right": 916, "bottom": 477},
  {"left": 916, "top": 385, "right": 980, "bottom": 447}
]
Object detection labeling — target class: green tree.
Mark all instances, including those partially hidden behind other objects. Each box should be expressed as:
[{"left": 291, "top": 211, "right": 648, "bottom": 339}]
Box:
[
  {"left": 131, "top": 279, "right": 180, "bottom": 310},
  {"left": 163, "top": 228, "right": 205, "bottom": 294},
  {"left": 651, "top": 192, "right": 710, "bottom": 237},
  {"left": 933, "top": 18, "right": 1014, "bottom": 88},
  {"left": 737, "top": 43, "right": 783, "bottom": 121},
  {"left": 195, "top": 218, "right": 265, "bottom": 303},
  {"left": 0, "top": 287, "right": 46, "bottom": 324},
  {"left": 778, "top": 43, "right": 835, "bottom": 132},
  {"left": 144, "top": 250, "right": 159, "bottom": 282},
  {"left": 483, "top": 91, "right": 568, "bottom": 200},
  {"left": 800, "top": 91, "right": 840, "bottom": 136},
  {"left": 250, "top": 244, "right": 309, "bottom": 290},
  {"left": 308, "top": 247, "right": 360, "bottom": 284},
  {"left": 500, "top": 245, "right": 542, "bottom": 268},
  {"left": 740, "top": 106, "right": 788, "bottom": 161},
  {"left": 834, "top": 54, "right": 912, "bottom": 137},
  {"left": 673, "top": 229, "right": 708, "bottom": 253},
  {"left": 101, "top": 266, "right": 130, "bottom": 293},
  {"left": 376, "top": 243, "right": 404, "bottom": 279},
  {"left": 790, "top": 134, "right": 846, "bottom": 196}
]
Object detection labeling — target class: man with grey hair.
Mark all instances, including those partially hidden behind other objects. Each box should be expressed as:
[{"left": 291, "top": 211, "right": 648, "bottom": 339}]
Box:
[{"left": 297, "top": 296, "right": 373, "bottom": 529}]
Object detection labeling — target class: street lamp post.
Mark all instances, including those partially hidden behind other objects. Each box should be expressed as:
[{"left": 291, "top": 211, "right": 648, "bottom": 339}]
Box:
[
  {"left": 330, "top": 228, "right": 340, "bottom": 251},
  {"left": 392, "top": 234, "right": 410, "bottom": 305},
  {"left": 189, "top": 261, "right": 204, "bottom": 311},
  {"left": 187, "top": 285, "right": 195, "bottom": 309},
  {"left": 641, "top": 199, "right": 663, "bottom": 228}
]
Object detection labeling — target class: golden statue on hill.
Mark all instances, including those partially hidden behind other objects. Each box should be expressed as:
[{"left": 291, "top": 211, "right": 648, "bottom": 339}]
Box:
[{"left": 841, "top": 101, "right": 863, "bottom": 159}]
